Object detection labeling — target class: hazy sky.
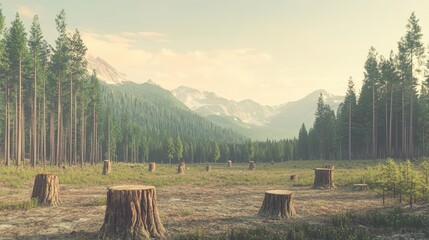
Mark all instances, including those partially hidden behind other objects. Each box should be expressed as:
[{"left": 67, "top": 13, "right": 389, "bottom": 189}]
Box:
[{"left": 2, "top": 1, "right": 429, "bottom": 105}]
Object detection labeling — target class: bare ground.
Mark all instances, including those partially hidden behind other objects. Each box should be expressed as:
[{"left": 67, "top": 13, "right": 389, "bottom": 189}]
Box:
[{"left": 0, "top": 183, "right": 387, "bottom": 240}]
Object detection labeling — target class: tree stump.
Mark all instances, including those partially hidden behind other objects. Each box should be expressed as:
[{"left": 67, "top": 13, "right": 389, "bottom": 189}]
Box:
[
  {"left": 149, "top": 162, "right": 156, "bottom": 172},
  {"left": 103, "top": 160, "right": 111, "bottom": 175},
  {"left": 258, "top": 190, "right": 296, "bottom": 219},
  {"left": 205, "top": 165, "right": 211, "bottom": 172},
  {"left": 31, "top": 174, "right": 59, "bottom": 206},
  {"left": 98, "top": 185, "right": 165, "bottom": 239},
  {"left": 178, "top": 161, "right": 185, "bottom": 174},
  {"left": 290, "top": 174, "right": 299, "bottom": 181},
  {"left": 227, "top": 160, "right": 232, "bottom": 167},
  {"left": 249, "top": 161, "right": 255, "bottom": 170},
  {"left": 313, "top": 168, "right": 335, "bottom": 189}
]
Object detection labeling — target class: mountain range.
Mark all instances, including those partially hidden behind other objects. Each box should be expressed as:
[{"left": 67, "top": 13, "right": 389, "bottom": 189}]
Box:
[{"left": 88, "top": 55, "right": 344, "bottom": 140}]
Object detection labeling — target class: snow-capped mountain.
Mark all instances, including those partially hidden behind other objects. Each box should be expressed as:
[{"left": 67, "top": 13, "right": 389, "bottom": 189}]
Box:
[
  {"left": 173, "top": 86, "right": 344, "bottom": 139},
  {"left": 86, "top": 55, "right": 128, "bottom": 84},
  {"left": 172, "top": 86, "right": 278, "bottom": 126}
]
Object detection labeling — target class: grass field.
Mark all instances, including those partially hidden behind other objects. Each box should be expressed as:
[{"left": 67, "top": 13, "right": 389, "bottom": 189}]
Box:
[{"left": 0, "top": 160, "right": 428, "bottom": 239}]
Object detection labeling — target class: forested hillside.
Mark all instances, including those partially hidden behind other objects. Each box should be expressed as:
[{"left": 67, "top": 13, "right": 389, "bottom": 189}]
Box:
[{"left": 100, "top": 81, "right": 246, "bottom": 163}]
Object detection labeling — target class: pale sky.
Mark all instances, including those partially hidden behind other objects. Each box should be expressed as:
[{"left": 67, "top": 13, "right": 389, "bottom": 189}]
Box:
[{"left": 2, "top": 0, "right": 429, "bottom": 105}]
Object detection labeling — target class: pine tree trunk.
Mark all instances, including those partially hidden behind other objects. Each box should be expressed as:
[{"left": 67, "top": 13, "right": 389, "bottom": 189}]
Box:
[
  {"left": 17, "top": 58, "right": 22, "bottom": 167},
  {"left": 98, "top": 185, "right": 165, "bottom": 239},
  {"left": 33, "top": 54, "right": 37, "bottom": 168},
  {"left": 313, "top": 168, "right": 335, "bottom": 189},
  {"left": 258, "top": 190, "right": 296, "bottom": 219},
  {"left": 31, "top": 173, "right": 59, "bottom": 206}
]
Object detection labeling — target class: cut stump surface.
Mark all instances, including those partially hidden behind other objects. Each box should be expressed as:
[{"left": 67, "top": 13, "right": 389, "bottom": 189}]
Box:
[
  {"left": 31, "top": 173, "right": 59, "bottom": 206},
  {"left": 313, "top": 168, "right": 335, "bottom": 189},
  {"left": 258, "top": 190, "right": 296, "bottom": 219},
  {"left": 102, "top": 160, "right": 111, "bottom": 175},
  {"left": 98, "top": 185, "right": 165, "bottom": 239},
  {"left": 149, "top": 162, "right": 156, "bottom": 172}
]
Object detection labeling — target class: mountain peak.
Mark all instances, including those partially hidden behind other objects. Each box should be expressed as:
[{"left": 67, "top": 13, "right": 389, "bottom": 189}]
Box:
[{"left": 86, "top": 55, "right": 128, "bottom": 84}]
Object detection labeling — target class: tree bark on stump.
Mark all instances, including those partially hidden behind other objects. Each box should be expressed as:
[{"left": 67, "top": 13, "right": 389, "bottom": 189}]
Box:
[
  {"left": 313, "top": 168, "right": 335, "bottom": 189},
  {"left": 178, "top": 161, "right": 185, "bottom": 174},
  {"left": 227, "top": 160, "right": 232, "bottom": 167},
  {"left": 31, "top": 174, "right": 59, "bottom": 206},
  {"left": 103, "top": 160, "right": 111, "bottom": 175},
  {"left": 205, "top": 165, "right": 211, "bottom": 172},
  {"left": 248, "top": 161, "right": 255, "bottom": 170},
  {"left": 148, "top": 162, "right": 156, "bottom": 172},
  {"left": 258, "top": 190, "right": 296, "bottom": 219},
  {"left": 98, "top": 185, "right": 165, "bottom": 240},
  {"left": 290, "top": 174, "right": 299, "bottom": 181}
]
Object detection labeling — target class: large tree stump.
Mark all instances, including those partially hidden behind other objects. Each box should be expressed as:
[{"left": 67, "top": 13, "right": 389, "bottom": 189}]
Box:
[
  {"left": 149, "top": 162, "right": 156, "bottom": 172},
  {"left": 249, "top": 161, "right": 255, "bottom": 170},
  {"left": 103, "top": 160, "right": 111, "bottom": 175},
  {"left": 98, "top": 185, "right": 165, "bottom": 239},
  {"left": 258, "top": 190, "right": 296, "bottom": 219},
  {"left": 178, "top": 161, "right": 185, "bottom": 174},
  {"left": 313, "top": 168, "right": 335, "bottom": 189},
  {"left": 205, "top": 165, "right": 211, "bottom": 172},
  {"left": 31, "top": 174, "right": 59, "bottom": 206},
  {"left": 227, "top": 160, "right": 232, "bottom": 167}
]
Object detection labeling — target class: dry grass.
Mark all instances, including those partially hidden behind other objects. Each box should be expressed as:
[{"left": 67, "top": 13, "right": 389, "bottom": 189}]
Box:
[{"left": 0, "top": 160, "right": 421, "bottom": 239}]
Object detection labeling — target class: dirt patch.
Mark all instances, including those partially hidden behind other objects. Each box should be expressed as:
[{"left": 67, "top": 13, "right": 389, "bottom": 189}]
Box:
[{"left": 0, "top": 183, "right": 385, "bottom": 239}]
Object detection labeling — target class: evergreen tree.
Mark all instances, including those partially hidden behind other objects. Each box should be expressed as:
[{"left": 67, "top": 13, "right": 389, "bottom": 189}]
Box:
[
  {"left": 166, "top": 137, "right": 175, "bottom": 164},
  {"left": 4, "top": 13, "right": 28, "bottom": 167},
  {"left": 297, "top": 123, "right": 308, "bottom": 160},
  {"left": 397, "top": 12, "right": 425, "bottom": 160}
]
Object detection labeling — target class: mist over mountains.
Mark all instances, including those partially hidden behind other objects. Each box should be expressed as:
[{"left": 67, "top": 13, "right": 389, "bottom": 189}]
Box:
[{"left": 88, "top": 55, "right": 344, "bottom": 140}]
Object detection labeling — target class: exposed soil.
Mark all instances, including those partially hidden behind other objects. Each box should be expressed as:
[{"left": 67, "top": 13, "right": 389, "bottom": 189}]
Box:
[{"left": 0, "top": 183, "right": 385, "bottom": 239}]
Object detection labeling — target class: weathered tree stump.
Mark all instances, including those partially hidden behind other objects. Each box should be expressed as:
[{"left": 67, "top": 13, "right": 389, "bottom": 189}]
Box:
[
  {"left": 249, "top": 161, "right": 255, "bottom": 170},
  {"left": 103, "top": 160, "right": 111, "bottom": 175},
  {"left": 149, "top": 162, "right": 156, "bottom": 172},
  {"left": 313, "top": 168, "right": 335, "bottom": 189},
  {"left": 31, "top": 174, "right": 59, "bottom": 206},
  {"left": 227, "top": 160, "right": 232, "bottom": 167},
  {"left": 205, "top": 165, "right": 211, "bottom": 172},
  {"left": 290, "top": 174, "right": 299, "bottom": 181},
  {"left": 178, "top": 161, "right": 185, "bottom": 174},
  {"left": 258, "top": 190, "right": 296, "bottom": 219},
  {"left": 98, "top": 185, "right": 165, "bottom": 239}
]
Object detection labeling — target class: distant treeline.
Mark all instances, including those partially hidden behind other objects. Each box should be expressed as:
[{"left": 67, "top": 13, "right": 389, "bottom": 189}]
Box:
[{"left": 1, "top": 8, "right": 428, "bottom": 167}]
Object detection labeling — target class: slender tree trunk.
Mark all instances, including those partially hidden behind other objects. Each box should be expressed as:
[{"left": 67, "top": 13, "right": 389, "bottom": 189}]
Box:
[
  {"left": 409, "top": 94, "right": 414, "bottom": 160},
  {"left": 56, "top": 79, "right": 62, "bottom": 166},
  {"left": 80, "top": 100, "right": 84, "bottom": 168},
  {"left": 50, "top": 112, "right": 55, "bottom": 165},
  {"left": 69, "top": 77, "right": 72, "bottom": 166},
  {"left": 32, "top": 54, "right": 37, "bottom": 168},
  {"left": 43, "top": 81, "right": 46, "bottom": 168},
  {"left": 389, "top": 87, "right": 393, "bottom": 156},
  {"left": 74, "top": 95, "right": 77, "bottom": 165},
  {"left": 402, "top": 92, "right": 406, "bottom": 159},
  {"left": 17, "top": 58, "right": 22, "bottom": 167},
  {"left": 348, "top": 96, "right": 352, "bottom": 161},
  {"left": 4, "top": 83, "right": 10, "bottom": 166},
  {"left": 372, "top": 80, "right": 376, "bottom": 161}
]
